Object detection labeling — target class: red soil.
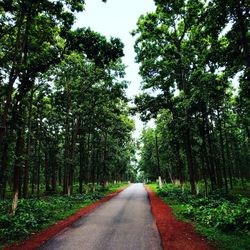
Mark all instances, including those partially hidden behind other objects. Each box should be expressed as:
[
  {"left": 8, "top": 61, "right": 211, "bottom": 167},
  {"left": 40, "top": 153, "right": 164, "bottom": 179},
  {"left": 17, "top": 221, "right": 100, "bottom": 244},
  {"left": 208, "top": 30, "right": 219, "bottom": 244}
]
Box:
[
  {"left": 3, "top": 187, "right": 126, "bottom": 250},
  {"left": 145, "top": 186, "right": 215, "bottom": 250}
]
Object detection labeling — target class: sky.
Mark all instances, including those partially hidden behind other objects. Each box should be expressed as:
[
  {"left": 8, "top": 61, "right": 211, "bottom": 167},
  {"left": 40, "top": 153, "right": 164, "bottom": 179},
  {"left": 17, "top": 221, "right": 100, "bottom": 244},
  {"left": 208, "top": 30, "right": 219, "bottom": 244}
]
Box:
[{"left": 74, "top": 0, "right": 156, "bottom": 138}]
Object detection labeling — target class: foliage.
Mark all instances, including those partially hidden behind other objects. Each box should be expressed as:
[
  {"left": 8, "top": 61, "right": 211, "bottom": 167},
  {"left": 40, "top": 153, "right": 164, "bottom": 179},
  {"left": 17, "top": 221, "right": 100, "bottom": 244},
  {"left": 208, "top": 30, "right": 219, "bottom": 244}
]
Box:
[
  {"left": 0, "top": 0, "right": 135, "bottom": 213},
  {"left": 156, "top": 183, "right": 250, "bottom": 249},
  {"left": 134, "top": 0, "right": 250, "bottom": 195},
  {"left": 158, "top": 184, "right": 250, "bottom": 231}
]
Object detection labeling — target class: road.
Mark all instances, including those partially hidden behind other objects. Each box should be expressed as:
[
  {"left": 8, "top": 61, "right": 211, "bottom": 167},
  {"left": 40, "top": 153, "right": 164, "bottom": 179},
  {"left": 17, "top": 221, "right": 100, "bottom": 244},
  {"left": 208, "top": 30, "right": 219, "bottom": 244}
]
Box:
[{"left": 39, "top": 183, "right": 162, "bottom": 250}]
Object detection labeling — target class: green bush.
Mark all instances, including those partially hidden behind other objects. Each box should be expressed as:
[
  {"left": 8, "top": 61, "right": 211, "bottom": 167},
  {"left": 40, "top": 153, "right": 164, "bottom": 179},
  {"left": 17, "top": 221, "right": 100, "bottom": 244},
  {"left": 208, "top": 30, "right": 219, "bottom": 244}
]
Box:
[{"left": 158, "top": 185, "right": 250, "bottom": 232}]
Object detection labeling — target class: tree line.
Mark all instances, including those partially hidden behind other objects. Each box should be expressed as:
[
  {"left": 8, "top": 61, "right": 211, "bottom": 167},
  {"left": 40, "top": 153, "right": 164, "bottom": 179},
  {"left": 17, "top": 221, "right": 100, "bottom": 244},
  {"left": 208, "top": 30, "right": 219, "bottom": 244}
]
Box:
[
  {"left": 134, "top": 0, "right": 250, "bottom": 195},
  {"left": 0, "top": 0, "right": 135, "bottom": 214}
]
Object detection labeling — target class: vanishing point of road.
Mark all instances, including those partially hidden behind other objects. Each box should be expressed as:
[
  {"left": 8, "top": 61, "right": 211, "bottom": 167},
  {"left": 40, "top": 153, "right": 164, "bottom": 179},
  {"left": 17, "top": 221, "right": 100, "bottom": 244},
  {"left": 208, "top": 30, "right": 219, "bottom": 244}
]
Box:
[{"left": 39, "top": 183, "right": 162, "bottom": 250}]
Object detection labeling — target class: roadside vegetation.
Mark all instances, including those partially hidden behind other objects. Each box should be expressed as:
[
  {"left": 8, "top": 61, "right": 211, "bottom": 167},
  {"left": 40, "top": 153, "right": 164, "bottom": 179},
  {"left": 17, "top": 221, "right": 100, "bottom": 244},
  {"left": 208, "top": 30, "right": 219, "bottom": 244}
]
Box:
[
  {"left": 149, "top": 182, "right": 250, "bottom": 250},
  {"left": 0, "top": 183, "right": 127, "bottom": 248}
]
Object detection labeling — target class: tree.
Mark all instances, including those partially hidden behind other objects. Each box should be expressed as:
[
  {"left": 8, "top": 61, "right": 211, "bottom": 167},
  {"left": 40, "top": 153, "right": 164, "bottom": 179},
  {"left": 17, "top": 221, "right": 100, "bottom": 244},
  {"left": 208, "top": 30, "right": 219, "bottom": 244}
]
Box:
[{"left": 133, "top": 0, "right": 250, "bottom": 194}]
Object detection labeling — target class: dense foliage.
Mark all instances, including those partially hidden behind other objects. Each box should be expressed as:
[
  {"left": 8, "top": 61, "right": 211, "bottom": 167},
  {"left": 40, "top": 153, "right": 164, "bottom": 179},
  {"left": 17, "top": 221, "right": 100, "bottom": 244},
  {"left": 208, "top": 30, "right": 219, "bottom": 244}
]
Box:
[
  {"left": 158, "top": 185, "right": 250, "bottom": 231},
  {"left": 0, "top": 0, "right": 135, "bottom": 216},
  {"left": 134, "top": 0, "right": 250, "bottom": 195}
]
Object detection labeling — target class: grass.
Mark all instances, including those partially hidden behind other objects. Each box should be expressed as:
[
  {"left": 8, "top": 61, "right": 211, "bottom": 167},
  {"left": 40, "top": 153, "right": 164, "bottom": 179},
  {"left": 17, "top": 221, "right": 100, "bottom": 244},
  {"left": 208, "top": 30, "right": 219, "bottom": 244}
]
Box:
[{"left": 148, "top": 181, "right": 250, "bottom": 250}]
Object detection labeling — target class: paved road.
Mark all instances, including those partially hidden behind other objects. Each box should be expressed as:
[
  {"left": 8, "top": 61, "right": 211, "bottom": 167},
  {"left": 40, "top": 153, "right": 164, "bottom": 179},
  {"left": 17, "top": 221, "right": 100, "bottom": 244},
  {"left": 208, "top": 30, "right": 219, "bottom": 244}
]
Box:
[{"left": 39, "top": 183, "right": 162, "bottom": 250}]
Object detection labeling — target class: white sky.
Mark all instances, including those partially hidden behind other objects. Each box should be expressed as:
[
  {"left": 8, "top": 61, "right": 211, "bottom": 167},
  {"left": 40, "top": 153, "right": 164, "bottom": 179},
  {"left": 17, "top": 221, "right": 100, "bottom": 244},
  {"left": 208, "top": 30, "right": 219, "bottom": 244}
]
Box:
[{"left": 74, "top": 0, "right": 156, "bottom": 138}]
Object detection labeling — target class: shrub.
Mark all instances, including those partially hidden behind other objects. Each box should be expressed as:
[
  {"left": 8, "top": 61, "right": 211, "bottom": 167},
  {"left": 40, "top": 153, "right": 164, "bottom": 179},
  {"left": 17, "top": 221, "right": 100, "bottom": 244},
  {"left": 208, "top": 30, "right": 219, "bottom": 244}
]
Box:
[{"left": 158, "top": 185, "right": 250, "bottom": 232}]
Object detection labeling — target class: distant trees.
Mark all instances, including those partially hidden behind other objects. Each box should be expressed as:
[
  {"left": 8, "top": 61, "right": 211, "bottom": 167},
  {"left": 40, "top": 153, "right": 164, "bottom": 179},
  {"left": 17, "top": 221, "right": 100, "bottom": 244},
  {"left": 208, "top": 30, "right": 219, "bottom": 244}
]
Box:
[{"left": 134, "top": 0, "right": 250, "bottom": 194}]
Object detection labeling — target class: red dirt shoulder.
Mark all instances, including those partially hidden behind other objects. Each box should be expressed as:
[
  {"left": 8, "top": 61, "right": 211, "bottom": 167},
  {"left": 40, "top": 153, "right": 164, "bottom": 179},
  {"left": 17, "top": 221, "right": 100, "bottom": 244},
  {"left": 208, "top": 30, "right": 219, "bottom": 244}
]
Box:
[{"left": 145, "top": 185, "right": 216, "bottom": 250}]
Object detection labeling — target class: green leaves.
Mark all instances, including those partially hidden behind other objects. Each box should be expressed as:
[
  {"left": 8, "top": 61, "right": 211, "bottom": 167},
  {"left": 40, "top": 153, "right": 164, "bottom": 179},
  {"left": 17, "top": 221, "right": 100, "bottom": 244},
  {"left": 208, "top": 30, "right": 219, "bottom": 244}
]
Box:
[{"left": 158, "top": 185, "right": 250, "bottom": 232}]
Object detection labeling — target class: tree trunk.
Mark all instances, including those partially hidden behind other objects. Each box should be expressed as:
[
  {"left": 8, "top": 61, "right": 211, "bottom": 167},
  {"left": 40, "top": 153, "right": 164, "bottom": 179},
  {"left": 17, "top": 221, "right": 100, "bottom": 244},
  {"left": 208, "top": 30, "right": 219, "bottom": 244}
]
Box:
[
  {"left": 45, "top": 149, "right": 50, "bottom": 193},
  {"left": 178, "top": 47, "right": 196, "bottom": 195},
  {"left": 69, "top": 118, "right": 78, "bottom": 195},
  {"left": 218, "top": 113, "right": 228, "bottom": 192},
  {"left": 51, "top": 147, "right": 57, "bottom": 193},
  {"left": 37, "top": 137, "right": 41, "bottom": 198},
  {"left": 184, "top": 123, "right": 196, "bottom": 195},
  {"left": 207, "top": 130, "right": 219, "bottom": 188},
  {"left": 0, "top": 142, "right": 8, "bottom": 199},
  {"left": 85, "top": 133, "right": 91, "bottom": 193},
  {"left": 175, "top": 140, "right": 185, "bottom": 184},
  {"left": 23, "top": 91, "right": 34, "bottom": 198},
  {"left": 79, "top": 134, "right": 85, "bottom": 194},
  {"left": 155, "top": 132, "right": 161, "bottom": 178},
  {"left": 63, "top": 82, "right": 71, "bottom": 195},
  {"left": 102, "top": 132, "right": 108, "bottom": 188},
  {"left": 31, "top": 138, "right": 37, "bottom": 195},
  {"left": 90, "top": 136, "right": 96, "bottom": 193},
  {"left": 63, "top": 120, "right": 70, "bottom": 194},
  {"left": 224, "top": 127, "right": 233, "bottom": 189},
  {"left": 11, "top": 128, "right": 24, "bottom": 215}
]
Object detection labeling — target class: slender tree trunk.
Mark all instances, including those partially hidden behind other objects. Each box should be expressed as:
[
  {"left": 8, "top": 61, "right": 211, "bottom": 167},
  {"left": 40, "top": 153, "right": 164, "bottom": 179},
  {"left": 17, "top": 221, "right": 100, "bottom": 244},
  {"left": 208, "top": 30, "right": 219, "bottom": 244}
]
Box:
[
  {"left": 23, "top": 92, "right": 34, "bottom": 198},
  {"left": 63, "top": 121, "right": 70, "bottom": 194},
  {"left": 11, "top": 128, "right": 24, "bottom": 215},
  {"left": 63, "top": 82, "right": 71, "bottom": 195},
  {"left": 200, "top": 147, "right": 208, "bottom": 196},
  {"left": 79, "top": 134, "right": 85, "bottom": 194},
  {"left": 201, "top": 109, "right": 216, "bottom": 190},
  {"left": 85, "top": 133, "right": 91, "bottom": 194},
  {"left": 218, "top": 113, "right": 228, "bottom": 192},
  {"left": 90, "top": 136, "right": 96, "bottom": 193},
  {"left": 102, "top": 132, "right": 108, "bottom": 188},
  {"left": 175, "top": 140, "right": 185, "bottom": 184},
  {"left": 51, "top": 147, "right": 57, "bottom": 193},
  {"left": 224, "top": 128, "right": 233, "bottom": 189},
  {"left": 178, "top": 48, "right": 196, "bottom": 195},
  {"left": 0, "top": 143, "right": 8, "bottom": 199},
  {"left": 37, "top": 141, "right": 41, "bottom": 197},
  {"left": 31, "top": 138, "right": 37, "bottom": 195},
  {"left": 155, "top": 132, "right": 161, "bottom": 178},
  {"left": 184, "top": 124, "right": 196, "bottom": 195},
  {"left": 45, "top": 149, "right": 50, "bottom": 193},
  {"left": 207, "top": 129, "right": 219, "bottom": 188},
  {"left": 36, "top": 125, "right": 41, "bottom": 198}
]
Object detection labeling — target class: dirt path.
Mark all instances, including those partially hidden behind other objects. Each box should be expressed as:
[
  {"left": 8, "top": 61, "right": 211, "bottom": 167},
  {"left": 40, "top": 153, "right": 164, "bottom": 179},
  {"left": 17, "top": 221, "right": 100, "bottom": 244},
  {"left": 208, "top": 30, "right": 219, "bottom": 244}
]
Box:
[
  {"left": 39, "top": 184, "right": 162, "bottom": 250},
  {"left": 145, "top": 186, "right": 215, "bottom": 250}
]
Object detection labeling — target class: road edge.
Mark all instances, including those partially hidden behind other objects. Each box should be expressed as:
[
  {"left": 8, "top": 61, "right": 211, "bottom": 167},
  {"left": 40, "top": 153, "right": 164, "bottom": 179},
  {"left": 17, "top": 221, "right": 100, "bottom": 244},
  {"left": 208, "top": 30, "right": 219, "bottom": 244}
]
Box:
[{"left": 145, "top": 185, "right": 215, "bottom": 250}]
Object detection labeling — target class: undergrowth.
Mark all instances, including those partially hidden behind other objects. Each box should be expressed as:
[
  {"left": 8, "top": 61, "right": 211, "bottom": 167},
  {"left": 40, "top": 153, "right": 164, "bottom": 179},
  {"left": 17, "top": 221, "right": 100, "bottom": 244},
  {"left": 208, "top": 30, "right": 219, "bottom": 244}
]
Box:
[{"left": 150, "top": 182, "right": 250, "bottom": 250}]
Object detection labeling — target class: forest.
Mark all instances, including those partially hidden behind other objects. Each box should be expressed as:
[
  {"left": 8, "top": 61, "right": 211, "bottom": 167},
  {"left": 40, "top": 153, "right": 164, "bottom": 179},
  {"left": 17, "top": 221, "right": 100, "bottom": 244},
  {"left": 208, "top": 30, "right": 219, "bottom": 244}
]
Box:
[
  {"left": 0, "top": 0, "right": 136, "bottom": 214},
  {"left": 135, "top": 0, "right": 250, "bottom": 195},
  {"left": 0, "top": 0, "right": 249, "bottom": 249}
]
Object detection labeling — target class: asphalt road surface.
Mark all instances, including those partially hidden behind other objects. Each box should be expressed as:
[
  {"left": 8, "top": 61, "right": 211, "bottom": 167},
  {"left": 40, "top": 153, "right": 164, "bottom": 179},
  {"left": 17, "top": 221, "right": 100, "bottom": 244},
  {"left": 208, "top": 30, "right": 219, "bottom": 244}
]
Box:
[{"left": 39, "top": 183, "right": 162, "bottom": 250}]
